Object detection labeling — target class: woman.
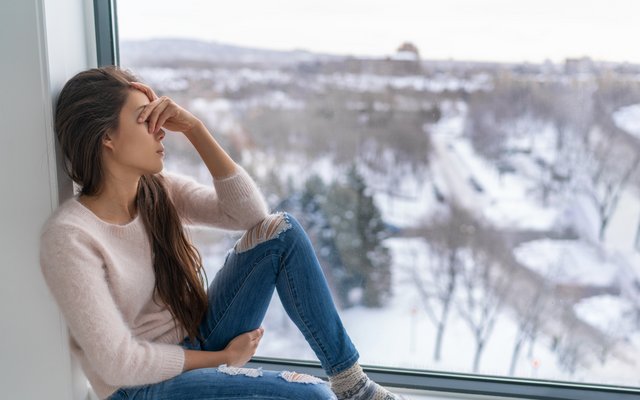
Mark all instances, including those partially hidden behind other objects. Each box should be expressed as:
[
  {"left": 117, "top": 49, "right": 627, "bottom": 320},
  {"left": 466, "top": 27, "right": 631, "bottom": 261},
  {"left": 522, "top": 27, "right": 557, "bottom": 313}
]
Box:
[{"left": 40, "top": 66, "right": 409, "bottom": 400}]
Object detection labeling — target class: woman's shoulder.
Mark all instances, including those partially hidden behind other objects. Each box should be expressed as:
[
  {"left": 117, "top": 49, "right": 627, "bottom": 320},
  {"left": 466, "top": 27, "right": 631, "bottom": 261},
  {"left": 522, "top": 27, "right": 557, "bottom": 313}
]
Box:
[
  {"left": 39, "top": 198, "right": 99, "bottom": 273},
  {"left": 41, "top": 196, "right": 100, "bottom": 240}
]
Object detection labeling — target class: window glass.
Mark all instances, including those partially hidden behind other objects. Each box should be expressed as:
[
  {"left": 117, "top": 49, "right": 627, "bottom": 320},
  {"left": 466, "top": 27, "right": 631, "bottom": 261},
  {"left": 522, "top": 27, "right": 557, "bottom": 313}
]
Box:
[{"left": 118, "top": 0, "right": 640, "bottom": 387}]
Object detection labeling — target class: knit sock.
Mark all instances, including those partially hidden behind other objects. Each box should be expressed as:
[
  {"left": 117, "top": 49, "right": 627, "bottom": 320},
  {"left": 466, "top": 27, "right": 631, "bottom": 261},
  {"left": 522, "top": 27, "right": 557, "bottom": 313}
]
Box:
[{"left": 328, "top": 362, "right": 410, "bottom": 400}]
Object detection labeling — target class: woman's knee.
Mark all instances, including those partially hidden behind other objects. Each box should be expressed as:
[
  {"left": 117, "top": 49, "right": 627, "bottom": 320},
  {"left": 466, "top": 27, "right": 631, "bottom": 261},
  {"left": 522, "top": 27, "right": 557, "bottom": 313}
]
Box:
[
  {"left": 236, "top": 213, "right": 291, "bottom": 253},
  {"left": 277, "top": 371, "right": 336, "bottom": 399}
]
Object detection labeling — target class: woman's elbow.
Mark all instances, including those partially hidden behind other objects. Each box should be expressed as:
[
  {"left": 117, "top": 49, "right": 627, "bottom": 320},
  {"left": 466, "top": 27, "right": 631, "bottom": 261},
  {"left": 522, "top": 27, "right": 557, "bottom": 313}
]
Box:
[
  {"left": 99, "top": 348, "right": 145, "bottom": 387},
  {"left": 240, "top": 202, "right": 270, "bottom": 229},
  {"left": 101, "top": 366, "right": 130, "bottom": 387}
]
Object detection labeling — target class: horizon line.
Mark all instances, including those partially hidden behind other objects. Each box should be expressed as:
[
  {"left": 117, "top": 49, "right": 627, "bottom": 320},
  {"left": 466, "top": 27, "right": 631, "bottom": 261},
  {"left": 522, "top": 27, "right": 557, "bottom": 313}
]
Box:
[{"left": 120, "top": 37, "right": 640, "bottom": 67}]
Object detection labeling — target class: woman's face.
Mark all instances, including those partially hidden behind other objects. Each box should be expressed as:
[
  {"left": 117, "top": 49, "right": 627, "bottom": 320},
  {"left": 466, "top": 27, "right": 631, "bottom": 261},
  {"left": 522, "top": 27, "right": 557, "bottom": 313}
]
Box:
[{"left": 103, "top": 89, "right": 166, "bottom": 177}]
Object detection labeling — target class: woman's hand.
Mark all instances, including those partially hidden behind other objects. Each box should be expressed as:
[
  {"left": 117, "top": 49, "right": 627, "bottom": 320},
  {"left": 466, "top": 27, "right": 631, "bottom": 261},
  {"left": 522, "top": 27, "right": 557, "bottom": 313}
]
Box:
[
  {"left": 181, "top": 327, "right": 264, "bottom": 373},
  {"left": 223, "top": 326, "right": 265, "bottom": 367},
  {"left": 129, "top": 81, "right": 200, "bottom": 134},
  {"left": 130, "top": 81, "right": 239, "bottom": 179}
]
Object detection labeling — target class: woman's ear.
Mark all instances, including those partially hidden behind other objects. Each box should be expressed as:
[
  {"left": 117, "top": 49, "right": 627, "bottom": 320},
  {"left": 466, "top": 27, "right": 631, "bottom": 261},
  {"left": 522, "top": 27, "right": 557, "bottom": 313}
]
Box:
[{"left": 102, "top": 131, "right": 115, "bottom": 151}]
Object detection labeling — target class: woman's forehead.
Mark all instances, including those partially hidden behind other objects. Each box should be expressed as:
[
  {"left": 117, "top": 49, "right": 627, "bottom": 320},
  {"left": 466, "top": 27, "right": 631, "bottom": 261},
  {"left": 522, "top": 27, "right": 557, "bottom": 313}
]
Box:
[{"left": 126, "top": 89, "right": 150, "bottom": 112}]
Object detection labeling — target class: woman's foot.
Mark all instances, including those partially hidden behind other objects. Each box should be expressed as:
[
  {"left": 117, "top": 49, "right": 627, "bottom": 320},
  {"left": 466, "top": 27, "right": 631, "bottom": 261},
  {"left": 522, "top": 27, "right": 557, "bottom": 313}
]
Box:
[{"left": 328, "top": 362, "right": 411, "bottom": 400}]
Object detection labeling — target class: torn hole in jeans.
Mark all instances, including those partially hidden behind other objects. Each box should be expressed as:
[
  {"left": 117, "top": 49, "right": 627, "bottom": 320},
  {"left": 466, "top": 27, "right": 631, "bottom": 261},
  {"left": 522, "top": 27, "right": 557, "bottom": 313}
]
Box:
[
  {"left": 278, "top": 371, "right": 324, "bottom": 384},
  {"left": 217, "top": 364, "right": 263, "bottom": 378},
  {"left": 236, "top": 213, "right": 291, "bottom": 254}
]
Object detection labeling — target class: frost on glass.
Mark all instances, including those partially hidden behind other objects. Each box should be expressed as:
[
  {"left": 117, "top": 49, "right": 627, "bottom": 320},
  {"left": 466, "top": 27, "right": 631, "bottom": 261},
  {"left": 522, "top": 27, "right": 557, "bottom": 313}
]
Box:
[{"left": 119, "top": 38, "right": 640, "bottom": 387}]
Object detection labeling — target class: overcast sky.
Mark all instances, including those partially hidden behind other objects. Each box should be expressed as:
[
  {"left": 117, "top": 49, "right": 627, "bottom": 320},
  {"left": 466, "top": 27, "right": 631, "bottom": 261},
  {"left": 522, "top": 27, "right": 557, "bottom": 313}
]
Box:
[{"left": 118, "top": 0, "right": 640, "bottom": 64}]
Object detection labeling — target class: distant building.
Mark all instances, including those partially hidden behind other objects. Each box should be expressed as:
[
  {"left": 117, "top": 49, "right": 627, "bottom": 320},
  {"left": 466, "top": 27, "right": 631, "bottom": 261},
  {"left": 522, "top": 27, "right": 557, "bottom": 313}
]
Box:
[
  {"left": 395, "top": 42, "right": 420, "bottom": 60},
  {"left": 615, "top": 62, "right": 640, "bottom": 75},
  {"left": 347, "top": 42, "right": 422, "bottom": 76},
  {"left": 565, "top": 56, "right": 593, "bottom": 75},
  {"left": 298, "top": 42, "right": 423, "bottom": 76}
]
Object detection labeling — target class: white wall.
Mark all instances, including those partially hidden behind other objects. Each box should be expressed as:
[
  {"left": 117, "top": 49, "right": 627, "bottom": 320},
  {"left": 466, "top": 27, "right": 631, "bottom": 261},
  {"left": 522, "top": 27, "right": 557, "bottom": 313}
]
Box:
[{"left": 0, "top": 0, "right": 96, "bottom": 399}]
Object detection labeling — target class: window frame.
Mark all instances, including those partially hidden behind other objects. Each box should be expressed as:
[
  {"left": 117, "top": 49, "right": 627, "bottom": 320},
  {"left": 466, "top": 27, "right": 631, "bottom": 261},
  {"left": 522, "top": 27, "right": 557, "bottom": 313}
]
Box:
[
  {"left": 94, "top": 0, "right": 119, "bottom": 67},
  {"left": 100, "top": 2, "right": 640, "bottom": 399},
  {"left": 247, "top": 357, "right": 640, "bottom": 400}
]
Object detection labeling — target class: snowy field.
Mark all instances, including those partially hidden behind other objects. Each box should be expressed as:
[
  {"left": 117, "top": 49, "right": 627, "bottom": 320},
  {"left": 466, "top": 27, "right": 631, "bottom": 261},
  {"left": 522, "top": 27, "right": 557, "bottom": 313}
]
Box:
[{"left": 513, "top": 239, "right": 618, "bottom": 286}]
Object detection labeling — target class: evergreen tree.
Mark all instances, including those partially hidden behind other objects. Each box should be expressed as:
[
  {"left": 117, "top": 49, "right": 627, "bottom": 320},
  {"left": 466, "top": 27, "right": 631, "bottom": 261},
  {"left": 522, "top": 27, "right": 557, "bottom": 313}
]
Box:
[
  {"left": 324, "top": 166, "right": 392, "bottom": 307},
  {"left": 280, "top": 170, "right": 392, "bottom": 308},
  {"left": 276, "top": 175, "right": 354, "bottom": 308}
]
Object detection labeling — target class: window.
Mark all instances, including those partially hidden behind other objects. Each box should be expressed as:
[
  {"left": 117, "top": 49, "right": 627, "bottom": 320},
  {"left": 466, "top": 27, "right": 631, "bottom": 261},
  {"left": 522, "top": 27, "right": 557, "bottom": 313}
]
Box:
[{"left": 102, "top": 1, "right": 640, "bottom": 398}]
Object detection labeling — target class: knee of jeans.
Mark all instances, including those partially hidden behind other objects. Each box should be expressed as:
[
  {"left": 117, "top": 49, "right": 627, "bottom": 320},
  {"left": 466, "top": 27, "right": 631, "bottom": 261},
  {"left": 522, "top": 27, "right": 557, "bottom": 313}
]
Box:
[
  {"left": 236, "top": 213, "right": 291, "bottom": 253},
  {"left": 278, "top": 371, "right": 324, "bottom": 384},
  {"left": 279, "top": 371, "right": 336, "bottom": 399}
]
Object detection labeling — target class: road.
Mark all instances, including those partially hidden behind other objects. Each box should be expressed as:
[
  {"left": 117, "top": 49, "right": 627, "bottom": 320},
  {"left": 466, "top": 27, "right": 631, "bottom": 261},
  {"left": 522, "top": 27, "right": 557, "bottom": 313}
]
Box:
[{"left": 430, "top": 134, "right": 484, "bottom": 217}]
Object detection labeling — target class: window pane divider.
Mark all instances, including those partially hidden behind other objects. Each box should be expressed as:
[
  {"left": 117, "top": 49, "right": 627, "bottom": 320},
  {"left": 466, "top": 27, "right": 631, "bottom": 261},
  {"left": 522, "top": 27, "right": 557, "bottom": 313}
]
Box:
[{"left": 93, "top": 0, "right": 119, "bottom": 66}]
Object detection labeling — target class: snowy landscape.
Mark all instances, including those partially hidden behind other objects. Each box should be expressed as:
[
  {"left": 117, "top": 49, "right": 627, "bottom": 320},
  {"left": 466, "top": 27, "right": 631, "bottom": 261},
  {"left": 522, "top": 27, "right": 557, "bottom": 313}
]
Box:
[{"left": 121, "top": 39, "right": 640, "bottom": 387}]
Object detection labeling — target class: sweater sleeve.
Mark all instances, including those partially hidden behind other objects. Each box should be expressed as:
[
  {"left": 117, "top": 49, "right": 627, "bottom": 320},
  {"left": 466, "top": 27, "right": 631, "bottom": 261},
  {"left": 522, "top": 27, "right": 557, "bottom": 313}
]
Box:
[
  {"left": 39, "top": 224, "right": 185, "bottom": 387},
  {"left": 161, "top": 166, "right": 269, "bottom": 230}
]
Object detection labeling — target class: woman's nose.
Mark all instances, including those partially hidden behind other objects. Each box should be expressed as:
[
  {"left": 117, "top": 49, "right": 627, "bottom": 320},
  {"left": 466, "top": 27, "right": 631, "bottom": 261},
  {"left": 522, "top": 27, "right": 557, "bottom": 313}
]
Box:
[{"left": 156, "top": 129, "right": 165, "bottom": 141}]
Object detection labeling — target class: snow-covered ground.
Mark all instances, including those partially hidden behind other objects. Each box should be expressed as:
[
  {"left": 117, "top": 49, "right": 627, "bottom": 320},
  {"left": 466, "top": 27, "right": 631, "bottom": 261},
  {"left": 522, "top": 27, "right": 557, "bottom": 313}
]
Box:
[
  {"left": 574, "top": 295, "right": 636, "bottom": 337},
  {"left": 613, "top": 103, "right": 640, "bottom": 140},
  {"left": 513, "top": 239, "right": 617, "bottom": 286}
]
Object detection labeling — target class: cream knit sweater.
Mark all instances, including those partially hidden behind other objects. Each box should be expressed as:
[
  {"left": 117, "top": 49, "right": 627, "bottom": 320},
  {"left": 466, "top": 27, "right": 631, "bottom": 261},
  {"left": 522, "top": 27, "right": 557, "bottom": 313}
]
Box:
[{"left": 39, "top": 167, "right": 269, "bottom": 400}]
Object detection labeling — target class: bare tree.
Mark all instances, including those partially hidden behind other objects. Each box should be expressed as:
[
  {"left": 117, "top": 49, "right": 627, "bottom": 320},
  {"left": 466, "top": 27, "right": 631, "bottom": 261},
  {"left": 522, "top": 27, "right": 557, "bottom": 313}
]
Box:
[
  {"left": 556, "top": 337, "right": 585, "bottom": 377},
  {"left": 242, "top": 87, "right": 431, "bottom": 185},
  {"left": 411, "top": 204, "right": 474, "bottom": 361},
  {"left": 457, "top": 227, "right": 514, "bottom": 373},
  {"left": 577, "top": 131, "right": 640, "bottom": 241},
  {"left": 524, "top": 83, "right": 594, "bottom": 208},
  {"left": 597, "top": 325, "right": 620, "bottom": 367},
  {"left": 554, "top": 314, "right": 589, "bottom": 377},
  {"left": 508, "top": 270, "right": 556, "bottom": 376}
]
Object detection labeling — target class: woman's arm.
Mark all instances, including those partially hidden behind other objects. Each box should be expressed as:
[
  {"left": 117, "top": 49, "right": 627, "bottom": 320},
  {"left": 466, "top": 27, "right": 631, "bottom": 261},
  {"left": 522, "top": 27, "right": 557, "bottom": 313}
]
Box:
[
  {"left": 182, "top": 120, "right": 238, "bottom": 179},
  {"left": 162, "top": 170, "right": 269, "bottom": 230}
]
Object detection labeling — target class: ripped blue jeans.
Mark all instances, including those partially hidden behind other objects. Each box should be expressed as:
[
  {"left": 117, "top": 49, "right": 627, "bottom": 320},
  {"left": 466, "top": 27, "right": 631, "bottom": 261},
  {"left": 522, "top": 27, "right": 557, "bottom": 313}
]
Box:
[{"left": 109, "top": 213, "right": 357, "bottom": 400}]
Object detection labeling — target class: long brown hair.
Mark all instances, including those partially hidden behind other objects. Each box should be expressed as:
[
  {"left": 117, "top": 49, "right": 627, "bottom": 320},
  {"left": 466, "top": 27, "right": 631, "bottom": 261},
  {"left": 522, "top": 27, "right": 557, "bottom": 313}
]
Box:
[{"left": 55, "top": 66, "right": 208, "bottom": 343}]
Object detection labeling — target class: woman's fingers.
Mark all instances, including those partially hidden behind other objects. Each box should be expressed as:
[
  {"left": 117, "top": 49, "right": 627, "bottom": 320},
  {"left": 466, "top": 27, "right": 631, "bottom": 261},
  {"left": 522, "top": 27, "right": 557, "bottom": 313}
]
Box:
[
  {"left": 129, "top": 81, "right": 157, "bottom": 101},
  {"left": 129, "top": 81, "right": 199, "bottom": 133},
  {"left": 147, "top": 97, "right": 173, "bottom": 133},
  {"left": 130, "top": 81, "right": 163, "bottom": 132},
  {"left": 135, "top": 95, "right": 163, "bottom": 126},
  {"left": 249, "top": 327, "right": 263, "bottom": 345},
  {"left": 138, "top": 96, "right": 175, "bottom": 133}
]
